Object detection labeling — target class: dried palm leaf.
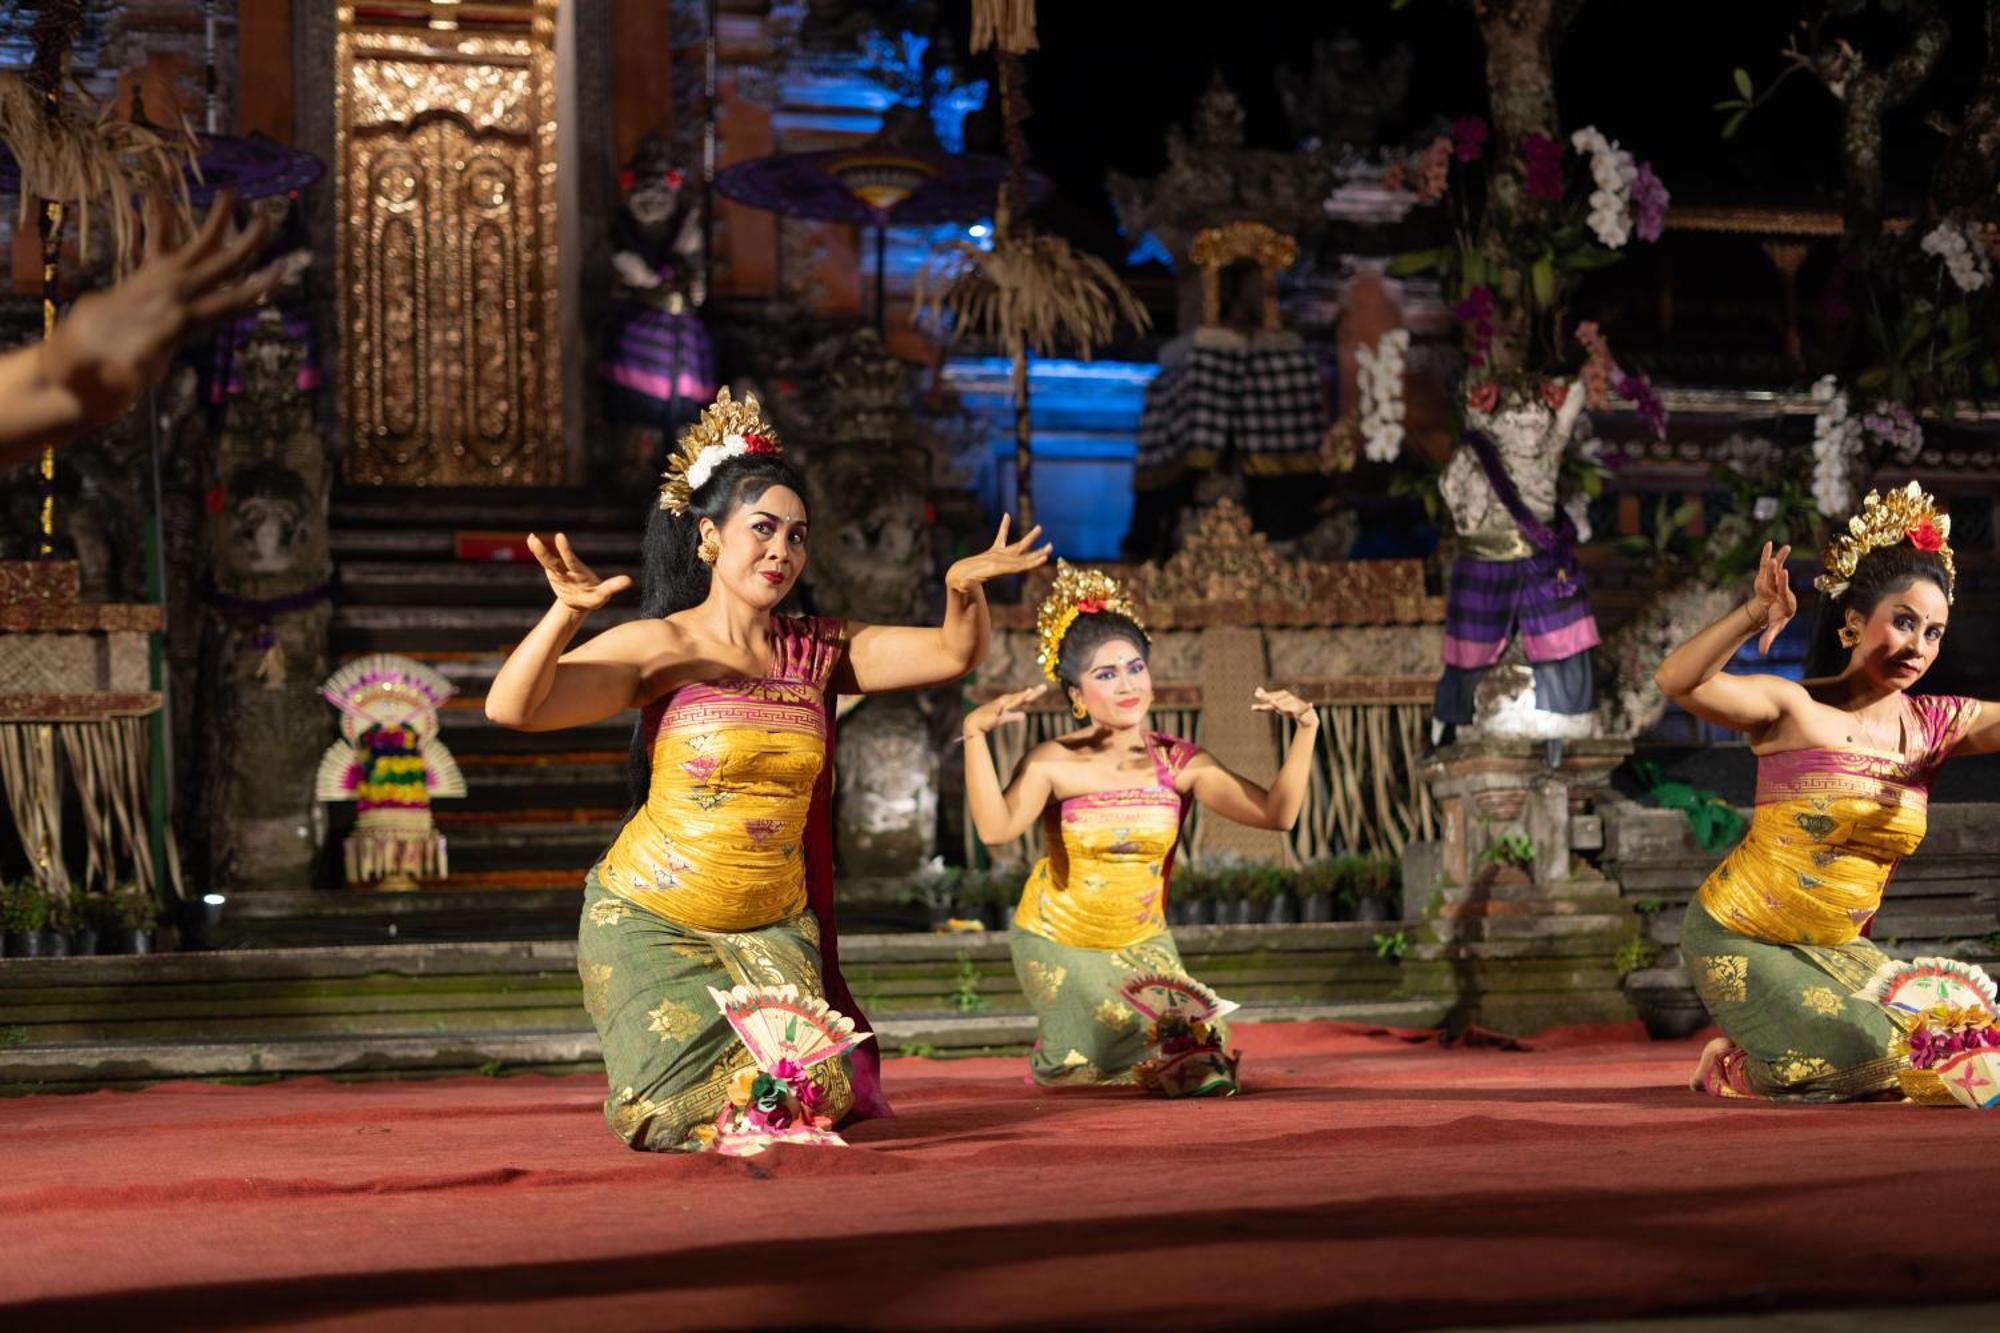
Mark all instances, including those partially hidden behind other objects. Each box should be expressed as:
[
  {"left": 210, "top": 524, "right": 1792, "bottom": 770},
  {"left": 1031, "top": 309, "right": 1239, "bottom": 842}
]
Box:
[
  {"left": 0, "top": 71, "right": 197, "bottom": 273},
  {"left": 969, "top": 0, "right": 1039, "bottom": 55},
  {"left": 915, "top": 226, "right": 1150, "bottom": 359}
]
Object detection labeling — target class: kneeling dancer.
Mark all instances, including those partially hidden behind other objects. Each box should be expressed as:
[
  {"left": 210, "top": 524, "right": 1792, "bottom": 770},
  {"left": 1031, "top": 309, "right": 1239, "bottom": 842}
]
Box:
[
  {"left": 487, "top": 389, "right": 1047, "bottom": 1149},
  {"left": 1655, "top": 483, "right": 2000, "bottom": 1101},
  {"left": 962, "top": 563, "right": 1319, "bottom": 1095}
]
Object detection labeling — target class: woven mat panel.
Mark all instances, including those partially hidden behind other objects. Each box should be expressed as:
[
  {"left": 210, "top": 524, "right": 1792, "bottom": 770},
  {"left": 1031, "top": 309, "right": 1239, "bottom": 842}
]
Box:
[{"left": 1190, "top": 626, "right": 1286, "bottom": 864}]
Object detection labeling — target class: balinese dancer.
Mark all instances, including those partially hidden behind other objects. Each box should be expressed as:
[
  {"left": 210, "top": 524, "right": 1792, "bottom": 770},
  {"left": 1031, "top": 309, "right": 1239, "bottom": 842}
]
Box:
[
  {"left": 1656, "top": 482, "right": 2000, "bottom": 1101},
  {"left": 486, "top": 388, "right": 1048, "bottom": 1150},
  {"left": 961, "top": 563, "right": 1320, "bottom": 1096}
]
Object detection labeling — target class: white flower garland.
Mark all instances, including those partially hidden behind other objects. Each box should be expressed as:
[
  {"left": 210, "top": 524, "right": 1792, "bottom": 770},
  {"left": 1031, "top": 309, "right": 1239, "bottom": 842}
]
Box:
[
  {"left": 684, "top": 432, "right": 754, "bottom": 494},
  {"left": 1920, "top": 219, "right": 1991, "bottom": 293},
  {"left": 1570, "top": 126, "right": 1636, "bottom": 250},
  {"left": 1355, "top": 329, "right": 1410, "bottom": 463},
  {"left": 1810, "top": 376, "right": 1864, "bottom": 518}
]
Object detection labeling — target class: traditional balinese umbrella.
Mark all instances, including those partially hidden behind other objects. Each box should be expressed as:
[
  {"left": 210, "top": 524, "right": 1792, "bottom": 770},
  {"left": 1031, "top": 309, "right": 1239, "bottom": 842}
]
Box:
[
  {"left": 714, "top": 103, "right": 1050, "bottom": 329},
  {"left": 0, "top": 127, "right": 325, "bottom": 205}
]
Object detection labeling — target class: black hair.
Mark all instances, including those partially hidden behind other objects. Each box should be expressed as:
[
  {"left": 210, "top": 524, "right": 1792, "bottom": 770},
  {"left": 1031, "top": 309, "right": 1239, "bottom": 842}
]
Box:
[
  {"left": 1055, "top": 611, "right": 1152, "bottom": 704},
  {"left": 624, "top": 452, "right": 810, "bottom": 807},
  {"left": 1802, "top": 540, "right": 1952, "bottom": 678}
]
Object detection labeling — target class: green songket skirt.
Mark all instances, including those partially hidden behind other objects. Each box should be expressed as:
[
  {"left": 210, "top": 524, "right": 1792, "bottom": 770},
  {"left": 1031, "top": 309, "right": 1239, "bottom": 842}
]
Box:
[
  {"left": 576, "top": 868, "right": 853, "bottom": 1150},
  {"left": 1009, "top": 924, "right": 1236, "bottom": 1092},
  {"left": 1680, "top": 897, "right": 1909, "bottom": 1102}
]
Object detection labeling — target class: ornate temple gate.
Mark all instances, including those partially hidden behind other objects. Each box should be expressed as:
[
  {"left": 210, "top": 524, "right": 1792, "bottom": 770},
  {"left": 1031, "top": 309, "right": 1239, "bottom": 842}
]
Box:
[{"left": 335, "top": 1, "right": 563, "bottom": 485}]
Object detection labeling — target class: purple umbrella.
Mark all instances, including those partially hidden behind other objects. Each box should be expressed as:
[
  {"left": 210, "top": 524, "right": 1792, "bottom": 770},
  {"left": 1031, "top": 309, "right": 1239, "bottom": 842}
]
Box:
[
  {"left": 0, "top": 130, "right": 324, "bottom": 204},
  {"left": 715, "top": 106, "right": 1050, "bottom": 327}
]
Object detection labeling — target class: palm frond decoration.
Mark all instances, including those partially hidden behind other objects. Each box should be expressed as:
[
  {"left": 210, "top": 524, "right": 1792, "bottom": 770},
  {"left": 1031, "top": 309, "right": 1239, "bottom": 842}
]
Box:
[
  {"left": 0, "top": 70, "right": 197, "bottom": 273},
  {"left": 916, "top": 223, "right": 1150, "bottom": 361}
]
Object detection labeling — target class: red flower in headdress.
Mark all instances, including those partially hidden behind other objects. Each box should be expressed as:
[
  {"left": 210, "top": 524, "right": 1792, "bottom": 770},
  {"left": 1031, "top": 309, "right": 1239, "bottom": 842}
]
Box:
[
  {"left": 618, "top": 169, "right": 636, "bottom": 192},
  {"left": 665, "top": 169, "right": 685, "bottom": 189},
  {"left": 741, "top": 433, "right": 776, "bottom": 455},
  {"left": 1076, "top": 597, "right": 1105, "bottom": 615},
  {"left": 1466, "top": 381, "right": 1499, "bottom": 414},
  {"left": 1909, "top": 518, "right": 1944, "bottom": 552},
  {"left": 1540, "top": 379, "right": 1570, "bottom": 411}
]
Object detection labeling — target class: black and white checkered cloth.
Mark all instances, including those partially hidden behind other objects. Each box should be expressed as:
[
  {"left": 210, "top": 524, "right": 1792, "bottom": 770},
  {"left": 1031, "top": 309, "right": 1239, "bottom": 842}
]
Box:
[{"left": 1134, "top": 339, "right": 1327, "bottom": 490}]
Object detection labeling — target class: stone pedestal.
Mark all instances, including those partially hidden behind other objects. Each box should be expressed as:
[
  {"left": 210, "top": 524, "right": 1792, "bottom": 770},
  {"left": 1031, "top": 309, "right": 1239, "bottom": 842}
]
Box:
[{"left": 1399, "top": 737, "right": 1641, "bottom": 1036}]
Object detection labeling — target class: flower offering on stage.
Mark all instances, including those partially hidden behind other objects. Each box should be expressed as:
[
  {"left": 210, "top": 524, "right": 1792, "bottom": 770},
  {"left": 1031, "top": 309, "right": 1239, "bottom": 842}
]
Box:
[
  {"left": 701, "top": 984, "right": 874, "bottom": 1155},
  {"left": 1119, "top": 973, "right": 1243, "bottom": 1099},
  {"left": 1857, "top": 958, "right": 2000, "bottom": 1109}
]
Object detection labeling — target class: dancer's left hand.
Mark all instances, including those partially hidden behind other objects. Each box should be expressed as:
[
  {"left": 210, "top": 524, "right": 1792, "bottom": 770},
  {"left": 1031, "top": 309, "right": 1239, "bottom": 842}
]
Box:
[
  {"left": 944, "top": 514, "right": 1052, "bottom": 594},
  {"left": 1253, "top": 687, "right": 1319, "bottom": 731}
]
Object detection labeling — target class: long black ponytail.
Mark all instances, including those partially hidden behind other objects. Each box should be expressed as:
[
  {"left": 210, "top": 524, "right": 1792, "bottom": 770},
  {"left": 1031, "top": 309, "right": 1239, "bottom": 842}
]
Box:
[
  {"left": 1801, "top": 540, "right": 1953, "bottom": 679},
  {"left": 623, "top": 453, "right": 811, "bottom": 810}
]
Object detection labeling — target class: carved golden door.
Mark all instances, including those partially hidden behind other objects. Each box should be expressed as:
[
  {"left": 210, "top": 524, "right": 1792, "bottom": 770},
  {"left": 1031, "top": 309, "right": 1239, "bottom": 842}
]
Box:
[{"left": 336, "top": 1, "right": 563, "bottom": 485}]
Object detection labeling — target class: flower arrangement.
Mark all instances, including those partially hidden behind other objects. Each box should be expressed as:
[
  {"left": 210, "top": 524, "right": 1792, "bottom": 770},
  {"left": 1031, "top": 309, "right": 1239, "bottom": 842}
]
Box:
[
  {"left": 1808, "top": 376, "right": 1923, "bottom": 519},
  {"left": 1387, "top": 118, "right": 1669, "bottom": 391},
  {"left": 1900, "top": 1004, "right": 2000, "bottom": 1070},
  {"left": 1355, "top": 329, "right": 1410, "bottom": 463},
  {"left": 1919, "top": 219, "right": 1993, "bottom": 295}
]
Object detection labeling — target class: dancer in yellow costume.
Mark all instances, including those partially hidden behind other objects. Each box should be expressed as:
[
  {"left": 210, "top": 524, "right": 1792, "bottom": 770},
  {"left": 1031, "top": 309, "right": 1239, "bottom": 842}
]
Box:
[
  {"left": 1656, "top": 483, "right": 2000, "bottom": 1100},
  {"left": 487, "top": 389, "right": 1048, "bottom": 1149},
  {"left": 962, "top": 564, "right": 1320, "bottom": 1094}
]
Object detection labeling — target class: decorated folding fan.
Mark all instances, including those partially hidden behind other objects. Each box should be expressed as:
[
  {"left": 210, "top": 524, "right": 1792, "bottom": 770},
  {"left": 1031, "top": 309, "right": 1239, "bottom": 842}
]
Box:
[
  {"left": 703, "top": 984, "right": 873, "bottom": 1156},
  {"left": 1119, "top": 972, "right": 1242, "bottom": 1098},
  {"left": 1856, "top": 957, "right": 2000, "bottom": 1109},
  {"left": 315, "top": 655, "right": 466, "bottom": 889}
]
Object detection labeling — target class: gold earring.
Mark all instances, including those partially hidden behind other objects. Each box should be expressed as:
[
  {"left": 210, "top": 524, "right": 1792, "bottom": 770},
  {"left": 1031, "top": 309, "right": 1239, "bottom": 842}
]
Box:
[
  {"left": 1837, "top": 625, "right": 1860, "bottom": 648},
  {"left": 697, "top": 532, "right": 720, "bottom": 565},
  {"left": 1071, "top": 697, "right": 1087, "bottom": 720}
]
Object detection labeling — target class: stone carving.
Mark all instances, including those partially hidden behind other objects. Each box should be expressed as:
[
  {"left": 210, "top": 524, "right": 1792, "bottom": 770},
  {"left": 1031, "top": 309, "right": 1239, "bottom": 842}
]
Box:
[{"left": 198, "top": 312, "right": 334, "bottom": 892}]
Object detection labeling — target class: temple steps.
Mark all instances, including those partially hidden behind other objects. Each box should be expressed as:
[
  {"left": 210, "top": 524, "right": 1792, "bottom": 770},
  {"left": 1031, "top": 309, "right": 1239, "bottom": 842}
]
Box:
[
  {"left": 326, "top": 486, "right": 650, "bottom": 894},
  {"left": 0, "top": 924, "right": 1434, "bottom": 1093}
]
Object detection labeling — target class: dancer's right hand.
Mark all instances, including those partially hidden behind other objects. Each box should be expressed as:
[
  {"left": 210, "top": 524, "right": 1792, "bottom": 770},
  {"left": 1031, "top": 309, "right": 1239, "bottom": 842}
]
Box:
[
  {"left": 963, "top": 684, "right": 1046, "bottom": 738},
  {"left": 528, "top": 532, "right": 632, "bottom": 613},
  {"left": 1743, "top": 540, "right": 1795, "bottom": 656}
]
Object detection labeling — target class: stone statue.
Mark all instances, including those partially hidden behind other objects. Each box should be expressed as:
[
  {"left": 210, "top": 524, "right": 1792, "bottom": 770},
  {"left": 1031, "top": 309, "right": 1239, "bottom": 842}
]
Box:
[
  {"left": 603, "top": 133, "right": 717, "bottom": 489},
  {"left": 198, "top": 310, "right": 335, "bottom": 892},
  {"left": 805, "top": 330, "right": 940, "bottom": 878},
  {"left": 1433, "top": 382, "right": 1603, "bottom": 743}
]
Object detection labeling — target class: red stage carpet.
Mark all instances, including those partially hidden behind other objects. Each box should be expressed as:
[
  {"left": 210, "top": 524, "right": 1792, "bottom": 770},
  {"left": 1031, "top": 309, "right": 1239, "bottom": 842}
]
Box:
[{"left": 4, "top": 1021, "right": 1999, "bottom": 1331}]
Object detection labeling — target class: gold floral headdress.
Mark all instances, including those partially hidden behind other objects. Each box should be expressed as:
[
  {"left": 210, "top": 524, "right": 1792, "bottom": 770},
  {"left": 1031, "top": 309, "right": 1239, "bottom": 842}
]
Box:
[
  {"left": 1814, "top": 481, "right": 1955, "bottom": 603},
  {"left": 658, "top": 387, "right": 784, "bottom": 515},
  {"left": 1034, "top": 561, "right": 1146, "bottom": 683}
]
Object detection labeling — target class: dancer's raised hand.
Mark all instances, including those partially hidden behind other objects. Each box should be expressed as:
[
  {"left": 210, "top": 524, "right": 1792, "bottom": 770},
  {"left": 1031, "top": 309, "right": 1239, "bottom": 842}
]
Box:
[
  {"left": 944, "top": 514, "right": 1053, "bottom": 594},
  {"left": 1252, "top": 687, "right": 1320, "bottom": 732},
  {"left": 963, "top": 684, "right": 1047, "bottom": 738},
  {"left": 528, "top": 532, "right": 632, "bottom": 613},
  {"left": 1744, "top": 541, "right": 1796, "bottom": 656}
]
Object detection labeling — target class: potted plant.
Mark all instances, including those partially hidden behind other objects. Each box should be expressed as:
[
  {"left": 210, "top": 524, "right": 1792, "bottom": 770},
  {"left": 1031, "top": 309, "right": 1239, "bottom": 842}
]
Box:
[
  {"left": 73, "top": 893, "right": 114, "bottom": 956},
  {"left": 41, "top": 892, "right": 74, "bottom": 957},
  {"left": 1261, "top": 863, "right": 1297, "bottom": 926},
  {"left": 1296, "top": 859, "right": 1336, "bottom": 924},
  {"left": 1, "top": 878, "right": 50, "bottom": 958},
  {"left": 1355, "top": 856, "right": 1401, "bottom": 924},
  {"left": 114, "top": 884, "right": 158, "bottom": 955}
]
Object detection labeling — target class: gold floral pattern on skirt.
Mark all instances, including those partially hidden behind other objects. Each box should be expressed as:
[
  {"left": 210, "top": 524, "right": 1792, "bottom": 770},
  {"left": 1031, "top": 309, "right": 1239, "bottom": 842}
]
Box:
[
  {"left": 587, "top": 898, "right": 632, "bottom": 928},
  {"left": 1094, "top": 997, "right": 1138, "bottom": 1034},
  {"left": 1801, "top": 984, "right": 1845, "bottom": 1018},
  {"left": 1774, "top": 1049, "right": 1836, "bottom": 1084},
  {"left": 1022, "top": 959, "right": 1067, "bottom": 1006},
  {"left": 646, "top": 995, "right": 701, "bottom": 1043},
  {"left": 1695, "top": 954, "right": 1749, "bottom": 1006},
  {"left": 579, "top": 962, "right": 615, "bottom": 1022}
]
